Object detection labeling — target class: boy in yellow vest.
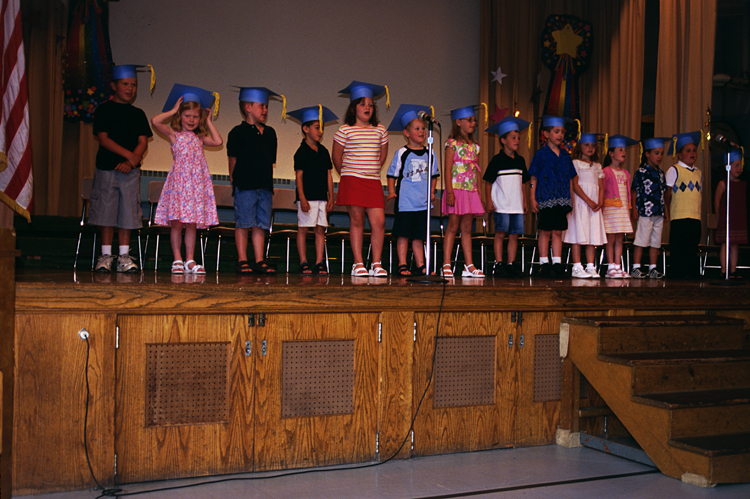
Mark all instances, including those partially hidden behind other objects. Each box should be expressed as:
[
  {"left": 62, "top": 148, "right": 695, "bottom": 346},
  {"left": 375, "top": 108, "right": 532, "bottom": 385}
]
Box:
[{"left": 665, "top": 131, "right": 702, "bottom": 279}]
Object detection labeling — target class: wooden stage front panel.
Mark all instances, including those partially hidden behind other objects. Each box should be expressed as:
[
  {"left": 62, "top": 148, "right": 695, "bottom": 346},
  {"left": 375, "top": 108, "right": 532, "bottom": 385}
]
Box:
[{"left": 12, "top": 271, "right": 750, "bottom": 494}]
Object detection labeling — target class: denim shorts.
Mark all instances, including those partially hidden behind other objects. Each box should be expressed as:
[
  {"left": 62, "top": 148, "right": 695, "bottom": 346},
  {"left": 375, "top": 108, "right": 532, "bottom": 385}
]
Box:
[
  {"left": 234, "top": 188, "right": 272, "bottom": 229},
  {"left": 493, "top": 212, "right": 524, "bottom": 235}
]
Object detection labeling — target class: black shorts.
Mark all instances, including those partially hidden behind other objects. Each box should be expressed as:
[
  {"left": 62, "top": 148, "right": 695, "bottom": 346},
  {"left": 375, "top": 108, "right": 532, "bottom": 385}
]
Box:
[
  {"left": 537, "top": 205, "right": 570, "bottom": 231},
  {"left": 392, "top": 209, "right": 429, "bottom": 241}
]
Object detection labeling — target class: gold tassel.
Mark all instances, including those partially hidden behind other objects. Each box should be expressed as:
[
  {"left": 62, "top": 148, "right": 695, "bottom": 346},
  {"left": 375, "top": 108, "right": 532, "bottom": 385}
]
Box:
[
  {"left": 528, "top": 122, "right": 532, "bottom": 149},
  {"left": 280, "top": 95, "right": 287, "bottom": 120},
  {"left": 604, "top": 133, "right": 608, "bottom": 153},
  {"left": 700, "top": 129, "right": 705, "bottom": 151},
  {"left": 430, "top": 106, "right": 435, "bottom": 119},
  {"left": 481, "top": 102, "right": 488, "bottom": 127},
  {"left": 384, "top": 85, "right": 390, "bottom": 109},
  {"left": 212, "top": 92, "right": 220, "bottom": 119},
  {"left": 147, "top": 64, "right": 155, "bottom": 95},
  {"left": 575, "top": 119, "right": 581, "bottom": 141},
  {"left": 672, "top": 137, "right": 677, "bottom": 158},
  {"left": 318, "top": 104, "right": 323, "bottom": 130},
  {"left": 639, "top": 143, "right": 643, "bottom": 159}
]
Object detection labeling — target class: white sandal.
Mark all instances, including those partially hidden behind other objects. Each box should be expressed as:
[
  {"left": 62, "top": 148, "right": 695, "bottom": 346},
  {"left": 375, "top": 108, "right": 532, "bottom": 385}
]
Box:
[
  {"left": 369, "top": 261, "right": 388, "bottom": 277},
  {"left": 351, "top": 263, "right": 369, "bottom": 277},
  {"left": 171, "top": 260, "right": 184, "bottom": 274},
  {"left": 440, "top": 263, "right": 454, "bottom": 278},
  {"left": 462, "top": 264, "right": 485, "bottom": 278},
  {"left": 185, "top": 260, "right": 206, "bottom": 275}
]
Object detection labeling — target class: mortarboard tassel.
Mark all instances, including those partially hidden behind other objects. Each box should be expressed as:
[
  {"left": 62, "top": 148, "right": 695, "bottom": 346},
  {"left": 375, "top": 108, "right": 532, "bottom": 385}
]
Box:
[
  {"left": 575, "top": 119, "right": 581, "bottom": 141},
  {"left": 639, "top": 142, "right": 643, "bottom": 159},
  {"left": 672, "top": 137, "right": 677, "bottom": 158},
  {"left": 147, "top": 65, "right": 155, "bottom": 95},
  {"left": 384, "top": 86, "right": 390, "bottom": 109},
  {"left": 212, "top": 92, "right": 220, "bottom": 118},
  {"left": 430, "top": 106, "right": 435, "bottom": 119},
  {"left": 481, "top": 102, "right": 488, "bottom": 127},
  {"left": 528, "top": 122, "right": 532, "bottom": 149},
  {"left": 319, "top": 104, "right": 323, "bottom": 130},
  {"left": 604, "top": 133, "right": 608, "bottom": 152},
  {"left": 280, "top": 95, "right": 287, "bottom": 120}
]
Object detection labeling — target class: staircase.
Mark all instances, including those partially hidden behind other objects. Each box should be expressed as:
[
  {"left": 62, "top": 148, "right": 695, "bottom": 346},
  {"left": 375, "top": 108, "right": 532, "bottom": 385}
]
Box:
[{"left": 561, "top": 315, "right": 750, "bottom": 486}]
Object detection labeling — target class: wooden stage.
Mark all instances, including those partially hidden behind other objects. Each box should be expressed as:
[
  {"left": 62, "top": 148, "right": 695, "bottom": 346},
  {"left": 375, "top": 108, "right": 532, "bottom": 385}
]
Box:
[{"left": 9, "top": 270, "right": 750, "bottom": 495}]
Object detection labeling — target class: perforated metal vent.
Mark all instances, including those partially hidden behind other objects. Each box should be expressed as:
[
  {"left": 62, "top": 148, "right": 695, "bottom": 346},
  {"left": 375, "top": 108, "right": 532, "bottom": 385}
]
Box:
[
  {"left": 534, "top": 334, "right": 562, "bottom": 402},
  {"left": 434, "top": 336, "right": 496, "bottom": 407}
]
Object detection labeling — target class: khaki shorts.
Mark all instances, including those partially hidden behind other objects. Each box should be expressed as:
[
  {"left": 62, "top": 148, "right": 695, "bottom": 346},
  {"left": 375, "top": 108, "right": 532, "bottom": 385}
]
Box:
[
  {"left": 633, "top": 215, "right": 664, "bottom": 248},
  {"left": 297, "top": 200, "right": 328, "bottom": 228},
  {"left": 88, "top": 168, "right": 142, "bottom": 229}
]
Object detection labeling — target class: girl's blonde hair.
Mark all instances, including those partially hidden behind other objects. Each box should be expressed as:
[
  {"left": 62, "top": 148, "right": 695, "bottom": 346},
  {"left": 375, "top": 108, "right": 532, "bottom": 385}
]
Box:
[
  {"left": 170, "top": 100, "right": 209, "bottom": 135},
  {"left": 449, "top": 118, "right": 476, "bottom": 144}
]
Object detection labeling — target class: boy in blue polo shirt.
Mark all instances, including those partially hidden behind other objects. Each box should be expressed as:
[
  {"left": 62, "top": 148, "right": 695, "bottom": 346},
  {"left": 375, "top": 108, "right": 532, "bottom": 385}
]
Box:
[
  {"left": 528, "top": 116, "right": 578, "bottom": 278},
  {"left": 386, "top": 104, "right": 439, "bottom": 276},
  {"left": 227, "top": 87, "right": 281, "bottom": 274}
]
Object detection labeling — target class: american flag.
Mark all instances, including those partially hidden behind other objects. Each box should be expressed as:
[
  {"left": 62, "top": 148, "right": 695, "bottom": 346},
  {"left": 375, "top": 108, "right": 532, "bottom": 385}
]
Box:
[{"left": 0, "top": 0, "right": 32, "bottom": 222}]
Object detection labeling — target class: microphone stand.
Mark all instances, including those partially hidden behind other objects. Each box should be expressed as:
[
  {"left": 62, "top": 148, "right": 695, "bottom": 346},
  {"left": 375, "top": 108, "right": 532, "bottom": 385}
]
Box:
[
  {"left": 408, "top": 118, "right": 447, "bottom": 283},
  {"left": 711, "top": 144, "right": 744, "bottom": 286}
]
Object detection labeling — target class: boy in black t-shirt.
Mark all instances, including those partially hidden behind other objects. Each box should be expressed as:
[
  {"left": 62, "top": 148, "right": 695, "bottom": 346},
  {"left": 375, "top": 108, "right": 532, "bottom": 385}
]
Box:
[
  {"left": 90, "top": 64, "right": 153, "bottom": 273},
  {"left": 287, "top": 106, "right": 336, "bottom": 275}
]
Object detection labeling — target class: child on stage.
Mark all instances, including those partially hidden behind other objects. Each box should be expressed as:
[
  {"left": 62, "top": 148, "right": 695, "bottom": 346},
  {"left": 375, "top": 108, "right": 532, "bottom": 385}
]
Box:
[
  {"left": 602, "top": 135, "right": 636, "bottom": 279},
  {"left": 152, "top": 85, "right": 222, "bottom": 275},
  {"left": 714, "top": 150, "right": 747, "bottom": 278},
  {"left": 386, "top": 104, "right": 439, "bottom": 277},
  {"left": 287, "top": 105, "right": 337, "bottom": 275}
]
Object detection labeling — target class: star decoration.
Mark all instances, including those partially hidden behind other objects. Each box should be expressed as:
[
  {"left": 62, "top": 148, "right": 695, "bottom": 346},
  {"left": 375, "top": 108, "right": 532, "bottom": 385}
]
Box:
[
  {"left": 489, "top": 105, "right": 508, "bottom": 123},
  {"left": 491, "top": 66, "right": 507, "bottom": 84},
  {"left": 552, "top": 23, "right": 583, "bottom": 58}
]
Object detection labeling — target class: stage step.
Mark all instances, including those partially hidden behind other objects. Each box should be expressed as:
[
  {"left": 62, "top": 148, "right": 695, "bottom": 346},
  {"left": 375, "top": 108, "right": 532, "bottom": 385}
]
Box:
[{"left": 562, "top": 315, "right": 750, "bottom": 485}]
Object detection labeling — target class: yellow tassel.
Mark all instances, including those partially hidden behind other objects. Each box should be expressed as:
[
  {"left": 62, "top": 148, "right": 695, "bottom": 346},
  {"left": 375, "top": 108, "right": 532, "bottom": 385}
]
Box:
[
  {"left": 700, "top": 129, "right": 705, "bottom": 151},
  {"left": 672, "top": 137, "right": 677, "bottom": 158},
  {"left": 280, "top": 95, "right": 287, "bottom": 120},
  {"left": 528, "top": 122, "right": 532, "bottom": 149},
  {"left": 147, "top": 64, "right": 155, "bottom": 95},
  {"left": 639, "top": 143, "right": 643, "bottom": 159},
  {"left": 481, "top": 102, "right": 488, "bottom": 127},
  {"left": 430, "top": 106, "right": 435, "bottom": 119},
  {"left": 318, "top": 104, "right": 323, "bottom": 130},
  {"left": 212, "top": 92, "right": 220, "bottom": 119},
  {"left": 575, "top": 119, "right": 581, "bottom": 141},
  {"left": 384, "top": 85, "right": 390, "bottom": 109},
  {"left": 604, "top": 133, "right": 608, "bottom": 152}
]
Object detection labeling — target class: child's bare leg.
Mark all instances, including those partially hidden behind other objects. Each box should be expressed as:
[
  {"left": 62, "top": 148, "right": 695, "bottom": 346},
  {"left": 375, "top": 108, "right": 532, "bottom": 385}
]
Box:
[
  {"left": 251, "top": 227, "right": 266, "bottom": 263},
  {"left": 443, "top": 214, "right": 460, "bottom": 265},
  {"left": 348, "top": 205, "right": 366, "bottom": 264},
  {"left": 551, "top": 230, "right": 563, "bottom": 259},
  {"left": 184, "top": 223, "right": 197, "bottom": 263},
  {"left": 538, "top": 230, "right": 551, "bottom": 259},
  {"left": 494, "top": 232, "right": 505, "bottom": 263},
  {"left": 730, "top": 244, "right": 739, "bottom": 273},
  {"left": 459, "top": 214, "right": 475, "bottom": 267},
  {"left": 297, "top": 226, "right": 309, "bottom": 263},
  {"left": 314, "top": 225, "right": 326, "bottom": 265},
  {"left": 507, "top": 234, "right": 519, "bottom": 263},
  {"left": 117, "top": 228, "right": 131, "bottom": 249},
  {"left": 633, "top": 245, "right": 643, "bottom": 267},
  {"left": 101, "top": 226, "right": 115, "bottom": 247},
  {"left": 571, "top": 244, "right": 582, "bottom": 264},
  {"left": 412, "top": 239, "right": 425, "bottom": 268},
  {"left": 170, "top": 221, "right": 184, "bottom": 262},
  {"left": 397, "top": 237, "right": 409, "bottom": 266},
  {"left": 367, "top": 207, "right": 385, "bottom": 267},
  {"left": 606, "top": 233, "right": 616, "bottom": 264},
  {"left": 613, "top": 233, "right": 624, "bottom": 266},
  {"left": 585, "top": 245, "right": 596, "bottom": 266},
  {"left": 235, "top": 228, "right": 249, "bottom": 262},
  {"left": 648, "top": 246, "right": 659, "bottom": 267}
]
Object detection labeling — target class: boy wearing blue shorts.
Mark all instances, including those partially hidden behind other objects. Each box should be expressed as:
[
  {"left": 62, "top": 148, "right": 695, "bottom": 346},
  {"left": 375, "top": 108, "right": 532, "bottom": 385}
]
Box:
[
  {"left": 483, "top": 117, "right": 530, "bottom": 278},
  {"left": 227, "top": 87, "right": 280, "bottom": 274}
]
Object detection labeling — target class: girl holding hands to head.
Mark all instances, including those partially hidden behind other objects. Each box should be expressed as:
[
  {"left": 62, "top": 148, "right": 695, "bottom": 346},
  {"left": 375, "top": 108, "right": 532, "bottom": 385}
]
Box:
[{"left": 152, "top": 85, "right": 222, "bottom": 274}]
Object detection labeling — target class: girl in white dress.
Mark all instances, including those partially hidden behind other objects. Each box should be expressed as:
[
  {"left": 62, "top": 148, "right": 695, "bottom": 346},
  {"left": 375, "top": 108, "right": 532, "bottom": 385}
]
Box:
[{"left": 564, "top": 134, "right": 606, "bottom": 278}]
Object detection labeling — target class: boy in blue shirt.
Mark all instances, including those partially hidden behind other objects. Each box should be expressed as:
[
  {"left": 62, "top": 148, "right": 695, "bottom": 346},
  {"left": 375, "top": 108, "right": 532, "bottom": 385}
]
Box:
[
  {"left": 386, "top": 105, "right": 439, "bottom": 276},
  {"left": 528, "top": 116, "right": 578, "bottom": 278},
  {"left": 227, "top": 87, "right": 280, "bottom": 274}
]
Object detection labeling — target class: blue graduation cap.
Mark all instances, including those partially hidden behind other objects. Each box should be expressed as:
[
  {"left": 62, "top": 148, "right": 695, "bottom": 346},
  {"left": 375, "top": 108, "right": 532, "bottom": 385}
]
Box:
[
  {"left": 236, "top": 87, "right": 279, "bottom": 105},
  {"left": 338, "top": 80, "right": 388, "bottom": 102},
  {"left": 607, "top": 134, "right": 638, "bottom": 149},
  {"left": 642, "top": 137, "right": 670, "bottom": 151},
  {"left": 162, "top": 84, "right": 216, "bottom": 112},
  {"left": 668, "top": 131, "right": 702, "bottom": 155},
  {"left": 578, "top": 133, "right": 599, "bottom": 144},
  {"left": 450, "top": 105, "right": 477, "bottom": 121},
  {"left": 387, "top": 104, "right": 431, "bottom": 132},
  {"left": 485, "top": 116, "right": 530, "bottom": 136},
  {"left": 729, "top": 150, "right": 744, "bottom": 163},
  {"left": 286, "top": 105, "right": 338, "bottom": 126},
  {"left": 111, "top": 64, "right": 155, "bottom": 94},
  {"left": 540, "top": 115, "right": 573, "bottom": 129}
]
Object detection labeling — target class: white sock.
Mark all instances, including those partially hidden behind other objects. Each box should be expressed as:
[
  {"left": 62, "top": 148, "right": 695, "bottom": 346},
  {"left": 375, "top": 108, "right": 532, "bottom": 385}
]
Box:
[
  {"left": 632, "top": 263, "right": 641, "bottom": 269},
  {"left": 119, "top": 245, "right": 129, "bottom": 256},
  {"left": 540, "top": 257, "right": 549, "bottom": 264},
  {"left": 586, "top": 263, "right": 596, "bottom": 270},
  {"left": 552, "top": 256, "right": 561, "bottom": 264},
  {"left": 572, "top": 263, "right": 583, "bottom": 270},
  {"left": 649, "top": 264, "right": 657, "bottom": 270},
  {"left": 101, "top": 245, "right": 112, "bottom": 256}
]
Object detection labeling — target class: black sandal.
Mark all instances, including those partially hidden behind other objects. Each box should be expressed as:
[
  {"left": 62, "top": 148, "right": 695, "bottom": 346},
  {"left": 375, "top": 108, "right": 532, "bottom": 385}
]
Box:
[
  {"left": 414, "top": 264, "right": 427, "bottom": 276},
  {"left": 299, "top": 261, "right": 313, "bottom": 275},
  {"left": 314, "top": 261, "right": 328, "bottom": 275},
  {"left": 254, "top": 260, "right": 277, "bottom": 274},
  {"left": 236, "top": 260, "right": 253, "bottom": 274},
  {"left": 396, "top": 264, "right": 411, "bottom": 276}
]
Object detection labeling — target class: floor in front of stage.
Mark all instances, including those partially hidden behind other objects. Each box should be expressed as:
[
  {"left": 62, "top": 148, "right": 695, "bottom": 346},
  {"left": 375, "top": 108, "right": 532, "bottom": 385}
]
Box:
[{"left": 25, "top": 445, "right": 750, "bottom": 499}]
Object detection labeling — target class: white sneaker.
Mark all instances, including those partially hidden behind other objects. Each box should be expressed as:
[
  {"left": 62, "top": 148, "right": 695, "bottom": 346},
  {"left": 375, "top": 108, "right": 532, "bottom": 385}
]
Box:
[
  {"left": 95, "top": 254, "right": 114, "bottom": 273},
  {"left": 116, "top": 253, "right": 139, "bottom": 273},
  {"left": 605, "top": 268, "right": 622, "bottom": 279},
  {"left": 571, "top": 266, "right": 591, "bottom": 278},
  {"left": 585, "top": 266, "right": 600, "bottom": 278}
]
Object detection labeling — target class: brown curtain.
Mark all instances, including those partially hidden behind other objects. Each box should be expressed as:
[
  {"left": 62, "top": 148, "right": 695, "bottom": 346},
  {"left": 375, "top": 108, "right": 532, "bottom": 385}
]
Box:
[{"left": 654, "top": 0, "right": 716, "bottom": 235}]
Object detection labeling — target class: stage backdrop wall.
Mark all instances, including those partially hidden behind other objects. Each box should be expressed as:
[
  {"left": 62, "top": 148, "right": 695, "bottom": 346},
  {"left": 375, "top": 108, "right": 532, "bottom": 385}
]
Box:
[{"left": 107, "top": 0, "right": 481, "bottom": 182}]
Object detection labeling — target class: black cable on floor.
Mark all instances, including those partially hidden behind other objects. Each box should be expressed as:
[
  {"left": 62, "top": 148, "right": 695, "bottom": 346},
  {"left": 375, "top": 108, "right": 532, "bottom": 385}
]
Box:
[{"left": 84, "top": 280, "right": 449, "bottom": 498}]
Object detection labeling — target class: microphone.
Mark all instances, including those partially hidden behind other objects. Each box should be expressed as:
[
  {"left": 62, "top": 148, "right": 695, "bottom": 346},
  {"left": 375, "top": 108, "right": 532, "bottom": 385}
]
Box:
[
  {"left": 714, "top": 134, "right": 741, "bottom": 149},
  {"left": 417, "top": 110, "right": 441, "bottom": 127}
]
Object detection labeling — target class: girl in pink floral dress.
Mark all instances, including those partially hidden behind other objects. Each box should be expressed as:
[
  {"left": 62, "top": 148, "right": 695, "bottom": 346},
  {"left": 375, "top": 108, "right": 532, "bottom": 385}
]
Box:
[
  {"left": 441, "top": 105, "right": 486, "bottom": 278},
  {"left": 152, "top": 86, "right": 222, "bottom": 274}
]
